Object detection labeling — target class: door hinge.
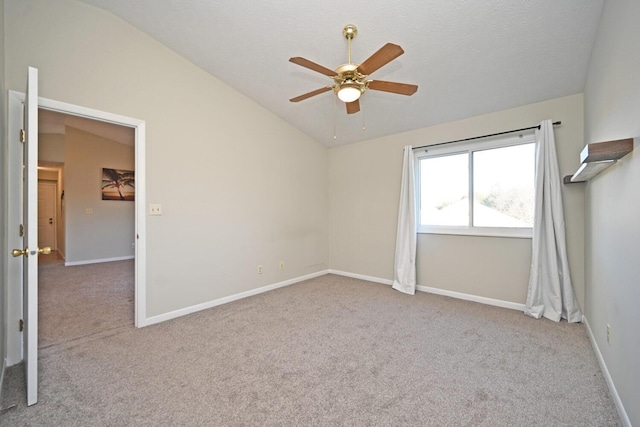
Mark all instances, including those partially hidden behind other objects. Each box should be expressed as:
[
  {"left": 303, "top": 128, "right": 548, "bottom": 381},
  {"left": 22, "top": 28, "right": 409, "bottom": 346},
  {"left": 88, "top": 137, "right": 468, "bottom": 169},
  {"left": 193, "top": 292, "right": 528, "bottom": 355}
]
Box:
[
  {"left": 19, "top": 224, "right": 24, "bottom": 237},
  {"left": 20, "top": 129, "right": 26, "bottom": 143},
  {"left": 19, "top": 319, "right": 24, "bottom": 332}
]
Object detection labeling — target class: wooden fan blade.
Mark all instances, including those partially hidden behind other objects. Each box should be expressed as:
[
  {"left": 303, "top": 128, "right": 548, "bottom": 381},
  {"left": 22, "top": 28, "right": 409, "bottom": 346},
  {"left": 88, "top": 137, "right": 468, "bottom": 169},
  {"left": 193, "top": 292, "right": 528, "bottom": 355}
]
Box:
[
  {"left": 289, "top": 86, "right": 332, "bottom": 102},
  {"left": 368, "top": 80, "right": 418, "bottom": 96},
  {"left": 357, "top": 43, "right": 404, "bottom": 76},
  {"left": 289, "top": 57, "right": 336, "bottom": 77},
  {"left": 346, "top": 99, "right": 360, "bottom": 114}
]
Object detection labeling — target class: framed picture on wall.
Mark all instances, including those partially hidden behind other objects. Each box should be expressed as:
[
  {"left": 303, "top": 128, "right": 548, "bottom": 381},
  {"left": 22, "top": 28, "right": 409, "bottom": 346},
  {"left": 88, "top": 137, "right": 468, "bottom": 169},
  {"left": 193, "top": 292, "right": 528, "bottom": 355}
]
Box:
[{"left": 102, "top": 168, "right": 135, "bottom": 201}]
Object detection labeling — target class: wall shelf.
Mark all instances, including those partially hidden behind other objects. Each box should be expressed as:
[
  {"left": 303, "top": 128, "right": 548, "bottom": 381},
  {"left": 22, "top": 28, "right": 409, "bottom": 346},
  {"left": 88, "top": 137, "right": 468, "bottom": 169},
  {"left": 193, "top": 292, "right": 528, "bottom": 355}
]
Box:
[{"left": 563, "top": 138, "right": 633, "bottom": 184}]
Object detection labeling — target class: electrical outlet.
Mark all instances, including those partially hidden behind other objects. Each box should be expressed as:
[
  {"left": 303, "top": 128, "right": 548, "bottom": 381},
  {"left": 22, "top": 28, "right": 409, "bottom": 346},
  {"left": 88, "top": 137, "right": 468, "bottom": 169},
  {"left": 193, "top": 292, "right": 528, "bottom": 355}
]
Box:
[
  {"left": 279, "top": 261, "right": 285, "bottom": 270},
  {"left": 85, "top": 208, "right": 93, "bottom": 214},
  {"left": 606, "top": 324, "right": 611, "bottom": 344},
  {"left": 131, "top": 242, "right": 135, "bottom": 249},
  {"left": 258, "top": 265, "right": 263, "bottom": 274},
  {"left": 149, "top": 204, "right": 162, "bottom": 216}
]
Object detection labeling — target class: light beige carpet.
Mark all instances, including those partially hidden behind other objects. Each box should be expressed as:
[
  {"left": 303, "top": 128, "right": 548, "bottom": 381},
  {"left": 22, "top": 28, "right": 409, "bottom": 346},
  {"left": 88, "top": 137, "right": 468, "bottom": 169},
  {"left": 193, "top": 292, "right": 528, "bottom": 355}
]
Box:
[
  {"left": 38, "top": 258, "right": 134, "bottom": 350},
  {"left": 1, "top": 270, "right": 620, "bottom": 426}
]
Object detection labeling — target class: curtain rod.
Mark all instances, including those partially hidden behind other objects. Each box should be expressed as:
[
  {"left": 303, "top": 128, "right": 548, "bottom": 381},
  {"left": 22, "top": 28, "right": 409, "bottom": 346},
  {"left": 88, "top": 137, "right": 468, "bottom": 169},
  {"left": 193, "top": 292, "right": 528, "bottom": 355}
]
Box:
[{"left": 412, "top": 121, "right": 561, "bottom": 151}]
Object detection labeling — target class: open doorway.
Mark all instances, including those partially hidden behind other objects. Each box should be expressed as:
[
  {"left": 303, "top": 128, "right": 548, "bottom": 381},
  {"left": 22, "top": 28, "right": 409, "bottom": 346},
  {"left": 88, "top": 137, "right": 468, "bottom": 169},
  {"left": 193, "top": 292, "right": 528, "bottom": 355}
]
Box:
[
  {"left": 37, "top": 109, "right": 137, "bottom": 348},
  {"left": 6, "top": 92, "right": 147, "bottom": 368},
  {"left": 38, "top": 109, "right": 136, "bottom": 265}
]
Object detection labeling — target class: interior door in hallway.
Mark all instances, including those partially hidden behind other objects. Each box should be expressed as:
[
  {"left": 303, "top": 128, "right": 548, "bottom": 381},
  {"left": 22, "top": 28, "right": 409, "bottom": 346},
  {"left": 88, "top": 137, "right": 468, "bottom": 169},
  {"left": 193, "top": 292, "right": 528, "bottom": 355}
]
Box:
[{"left": 38, "top": 182, "right": 56, "bottom": 251}]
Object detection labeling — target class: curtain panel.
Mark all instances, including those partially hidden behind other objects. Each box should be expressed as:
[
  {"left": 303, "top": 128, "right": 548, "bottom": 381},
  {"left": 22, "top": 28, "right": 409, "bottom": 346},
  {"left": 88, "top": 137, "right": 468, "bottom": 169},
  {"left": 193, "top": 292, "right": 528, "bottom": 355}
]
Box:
[
  {"left": 525, "top": 120, "right": 582, "bottom": 322},
  {"left": 393, "top": 145, "right": 417, "bottom": 295}
]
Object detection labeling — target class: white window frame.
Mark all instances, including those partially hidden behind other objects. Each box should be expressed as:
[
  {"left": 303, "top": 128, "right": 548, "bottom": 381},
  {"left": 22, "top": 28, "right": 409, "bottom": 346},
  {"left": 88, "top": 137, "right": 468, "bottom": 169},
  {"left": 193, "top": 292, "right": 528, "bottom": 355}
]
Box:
[{"left": 414, "top": 132, "right": 536, "bottom": 239}]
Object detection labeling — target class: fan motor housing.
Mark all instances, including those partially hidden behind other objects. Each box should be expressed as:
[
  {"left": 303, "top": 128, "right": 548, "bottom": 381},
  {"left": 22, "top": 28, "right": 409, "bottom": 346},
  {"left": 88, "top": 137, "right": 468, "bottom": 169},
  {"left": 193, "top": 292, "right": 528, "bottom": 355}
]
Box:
[{"left": 333, "top": 64, "right": 367, "bottom": 95}]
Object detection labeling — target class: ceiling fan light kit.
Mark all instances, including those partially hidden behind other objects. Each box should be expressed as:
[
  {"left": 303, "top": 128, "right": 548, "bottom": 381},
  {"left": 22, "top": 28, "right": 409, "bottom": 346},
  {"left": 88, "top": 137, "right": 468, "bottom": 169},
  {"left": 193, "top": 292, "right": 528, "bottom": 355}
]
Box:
[
  {"left": 337, "top": 82, "right": 362, "bottom": 103},
  {"left": 289, "top": 24, "right": 418, "bottom": 115}
]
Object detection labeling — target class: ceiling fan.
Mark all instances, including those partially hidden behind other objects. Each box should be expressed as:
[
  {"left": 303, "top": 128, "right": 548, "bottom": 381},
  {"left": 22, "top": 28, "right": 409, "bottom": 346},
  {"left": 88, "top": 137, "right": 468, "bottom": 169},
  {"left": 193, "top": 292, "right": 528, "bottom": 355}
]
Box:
[{"left": 289, "top": 24, "right": 418, "bottom": 114}]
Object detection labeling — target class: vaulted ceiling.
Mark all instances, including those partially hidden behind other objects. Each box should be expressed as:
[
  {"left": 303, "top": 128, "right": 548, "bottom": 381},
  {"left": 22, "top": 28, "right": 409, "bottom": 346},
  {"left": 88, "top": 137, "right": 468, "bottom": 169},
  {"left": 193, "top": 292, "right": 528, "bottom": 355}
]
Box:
[{"left": 75, "top": 0, "right": 604, "bottom": 146}]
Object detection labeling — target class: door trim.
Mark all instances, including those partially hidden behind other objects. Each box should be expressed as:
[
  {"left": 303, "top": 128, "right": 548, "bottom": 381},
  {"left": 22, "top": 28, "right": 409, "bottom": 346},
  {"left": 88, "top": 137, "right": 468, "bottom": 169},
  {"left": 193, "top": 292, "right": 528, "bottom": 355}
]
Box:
[{"left": 6, "top": 92, "right": 148, "bottom": 365}]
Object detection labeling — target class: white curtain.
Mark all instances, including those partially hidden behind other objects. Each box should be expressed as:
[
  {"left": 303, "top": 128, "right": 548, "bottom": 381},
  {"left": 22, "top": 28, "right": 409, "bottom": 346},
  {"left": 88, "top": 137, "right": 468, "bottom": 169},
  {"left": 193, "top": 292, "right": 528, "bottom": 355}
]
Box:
[
  {"left": 392, "top": 145, "right": 417, "bottom": 295},
  {"left": 525, "top": 120, "right": 582, "bottom": 322}
]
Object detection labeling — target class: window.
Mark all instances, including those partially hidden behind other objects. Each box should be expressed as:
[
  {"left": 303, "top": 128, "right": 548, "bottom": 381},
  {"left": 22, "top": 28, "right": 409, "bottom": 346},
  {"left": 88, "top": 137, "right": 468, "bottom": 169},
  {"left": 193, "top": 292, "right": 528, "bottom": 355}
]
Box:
[{"left": 415, "top": 133, "right": 535, "bottom": 238}]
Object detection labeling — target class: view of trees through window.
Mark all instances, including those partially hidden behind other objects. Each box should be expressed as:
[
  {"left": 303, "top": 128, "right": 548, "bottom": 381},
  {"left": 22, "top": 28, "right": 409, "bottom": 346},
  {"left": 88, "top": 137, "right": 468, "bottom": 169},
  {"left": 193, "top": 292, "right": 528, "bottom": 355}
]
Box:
[
  {"left": 473, "top": 143, "right": 534, "bottom": 227},
  {"left": 418, "top": 141, "right": 535, "bottom": 231}
]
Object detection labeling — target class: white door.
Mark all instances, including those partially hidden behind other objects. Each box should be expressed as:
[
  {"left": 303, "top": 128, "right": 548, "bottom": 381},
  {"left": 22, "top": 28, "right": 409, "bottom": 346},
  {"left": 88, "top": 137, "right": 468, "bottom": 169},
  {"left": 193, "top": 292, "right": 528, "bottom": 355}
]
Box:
[
  {"left": 22, "top": 66, "right": 41, "bottom": 406},
  {"left": 7, "top": 68, "right": 45, "bottom": 406},
  {"left": 38, "top": 182, "right": 56, "bottom": 251}
]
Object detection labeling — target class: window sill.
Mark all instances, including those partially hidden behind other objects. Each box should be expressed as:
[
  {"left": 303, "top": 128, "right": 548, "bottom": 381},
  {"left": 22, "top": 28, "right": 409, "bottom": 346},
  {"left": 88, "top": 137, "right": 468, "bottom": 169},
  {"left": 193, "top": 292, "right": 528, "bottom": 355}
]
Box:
[{"left": 417, "top": 226, "right": 532, "bottom": 239}]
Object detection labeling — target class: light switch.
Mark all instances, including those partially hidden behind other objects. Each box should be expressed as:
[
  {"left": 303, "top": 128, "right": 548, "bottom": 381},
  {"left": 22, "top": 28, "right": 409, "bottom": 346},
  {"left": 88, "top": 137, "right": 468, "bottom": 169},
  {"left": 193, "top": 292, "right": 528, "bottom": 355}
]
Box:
[{"left": 149, "top": 204, "right": 162, "bottom": 215}]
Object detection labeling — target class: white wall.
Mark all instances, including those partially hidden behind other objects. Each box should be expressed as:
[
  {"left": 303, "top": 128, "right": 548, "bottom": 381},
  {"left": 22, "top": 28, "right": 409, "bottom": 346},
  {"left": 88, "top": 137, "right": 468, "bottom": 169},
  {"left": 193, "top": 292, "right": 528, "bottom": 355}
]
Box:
[
  {"left": 583, "top": 0, "right": 640, "bottom": 424},
  {"left": 64, "top": 126, "right": 135, "bottom": 263},
  {"left": 330, "top": 94, "right": 585, "bottom": 307},
  {"left": 4, "top": 0, "right": 329, "bottom": 317}
]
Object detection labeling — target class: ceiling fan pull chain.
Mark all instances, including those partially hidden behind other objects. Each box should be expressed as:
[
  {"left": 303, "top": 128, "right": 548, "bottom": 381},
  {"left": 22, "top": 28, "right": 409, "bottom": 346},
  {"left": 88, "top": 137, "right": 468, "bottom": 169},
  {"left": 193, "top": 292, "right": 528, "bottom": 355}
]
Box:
[{"left": 361, "top": 99, "right": 366, "bottom": 131}]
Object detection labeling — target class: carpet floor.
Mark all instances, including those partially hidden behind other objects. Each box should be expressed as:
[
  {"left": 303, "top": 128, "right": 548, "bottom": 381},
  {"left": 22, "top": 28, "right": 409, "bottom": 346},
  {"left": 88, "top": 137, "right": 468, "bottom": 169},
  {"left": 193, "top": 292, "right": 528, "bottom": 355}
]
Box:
[{"left": 1, "top": 266, "right": 621, "bottom": 426}]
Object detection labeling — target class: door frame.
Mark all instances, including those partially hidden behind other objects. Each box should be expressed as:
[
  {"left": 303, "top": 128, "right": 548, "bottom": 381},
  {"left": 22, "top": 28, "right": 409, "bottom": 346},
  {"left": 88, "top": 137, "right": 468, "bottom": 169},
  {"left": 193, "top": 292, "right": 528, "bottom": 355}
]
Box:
[{"left": 6, "top": 91, "right": 148, "bottom": 365}]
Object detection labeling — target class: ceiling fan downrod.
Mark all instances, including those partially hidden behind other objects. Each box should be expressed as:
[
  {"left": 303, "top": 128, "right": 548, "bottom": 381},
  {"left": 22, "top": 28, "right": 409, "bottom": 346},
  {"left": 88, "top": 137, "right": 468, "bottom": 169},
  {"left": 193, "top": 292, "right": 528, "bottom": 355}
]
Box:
[{"left": 343, "top": 24, "right": 357, "bottom": 64}]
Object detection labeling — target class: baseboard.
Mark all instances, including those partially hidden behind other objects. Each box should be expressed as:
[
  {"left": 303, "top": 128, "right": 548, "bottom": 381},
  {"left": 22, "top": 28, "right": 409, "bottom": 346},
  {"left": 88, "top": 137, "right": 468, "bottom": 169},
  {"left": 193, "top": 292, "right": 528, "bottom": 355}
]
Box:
[
  {"left": 328, "top": 270, "right": 393, "bottom": 286},
  {"left": 65, "top": 255, "right": 134, "bottom": 266},
  {"left": 328, "top": 270, "right": 524, "bottom": 311},
  {"left": 416, "top": 284, "right": 526, "bottom": 311},
  {"left": 144, "top": 269, "right": 331, "bottom": 326},
  {"left": 583, "top": 317, "right": 631, "bottom": 427},
  {"left": 0, "top": 358, "right": 5, "bottom": 406}
]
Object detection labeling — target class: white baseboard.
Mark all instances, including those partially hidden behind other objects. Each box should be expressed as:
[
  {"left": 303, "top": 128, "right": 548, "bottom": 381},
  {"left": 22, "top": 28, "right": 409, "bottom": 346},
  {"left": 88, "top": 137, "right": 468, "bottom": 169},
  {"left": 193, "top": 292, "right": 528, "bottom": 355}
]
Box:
[
  {"left": 416, "top": 284, "right": 525, "bottom": 311},
  {"left": 328, "top": 270, "right": 393, "bottom": 286},
  {"left": 144, "top": 269, "right": 523, "bottom": 327},
  {"left": 328, "top": 270, "right": 524, "bottom": 311},
  {"left": 0, "top": 357, "right": 5, "bottom": 406},
  {"left": 65, "top": 255, "right": 134, "bottom": 266},
  {"left": 144, "top": 269, "right": 331, "bottom": 326},
  {"left": 583, "top": 317, "right": 631, "bottom": 427}
]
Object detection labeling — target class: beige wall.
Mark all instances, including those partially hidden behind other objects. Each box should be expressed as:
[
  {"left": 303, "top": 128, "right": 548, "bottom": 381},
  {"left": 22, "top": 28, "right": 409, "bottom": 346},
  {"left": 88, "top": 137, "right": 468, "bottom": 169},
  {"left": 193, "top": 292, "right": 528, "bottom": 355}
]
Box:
[
  {"left": 38, "top": 132, "right": 64, "bottom": 162},
  {"left": 38, "top": 169, "right": 58, "bottom": 181},
  {"left": 4, "top": 0, "right": 329, "bottom": 317},
  {"left": 330, "top": 94, "right": 585, "bottom": 306},
  {"left": 39, "top": 133, "right": 66, "bottom": 258},
  {"left": 64, "top": 127, "right": 135, "bottom": 263},
  {"left": 583, "top": 0, "right": 640, "bottom": 424}
]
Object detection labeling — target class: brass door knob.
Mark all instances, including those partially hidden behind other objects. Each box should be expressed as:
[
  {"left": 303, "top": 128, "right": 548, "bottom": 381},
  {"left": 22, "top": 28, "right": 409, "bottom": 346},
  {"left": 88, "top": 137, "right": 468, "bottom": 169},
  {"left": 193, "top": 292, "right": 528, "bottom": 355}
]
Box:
[
  {"left": 12, "top": 248, "right": 28, "bottom": 257},
  {"left": 38, "top": 247, "right": 52, "bottom": 255}
]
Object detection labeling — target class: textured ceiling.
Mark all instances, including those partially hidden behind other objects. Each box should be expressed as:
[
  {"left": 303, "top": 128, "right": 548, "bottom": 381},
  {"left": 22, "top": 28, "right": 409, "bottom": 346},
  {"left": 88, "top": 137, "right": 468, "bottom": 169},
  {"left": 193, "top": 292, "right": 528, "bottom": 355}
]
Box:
[{"left": 75, "top": 0, "right": 604, "bottom": 147}]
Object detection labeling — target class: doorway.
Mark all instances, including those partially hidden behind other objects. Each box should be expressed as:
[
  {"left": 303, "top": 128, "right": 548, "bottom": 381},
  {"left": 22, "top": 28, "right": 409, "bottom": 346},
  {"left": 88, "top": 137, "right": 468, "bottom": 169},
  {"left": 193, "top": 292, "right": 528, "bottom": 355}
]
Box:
[
  {"left": 6, "top": 92, "right": 148, "bottom": 367},
  {"left": 38, "top": 110, "right": 137, "bottom": 348}
]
